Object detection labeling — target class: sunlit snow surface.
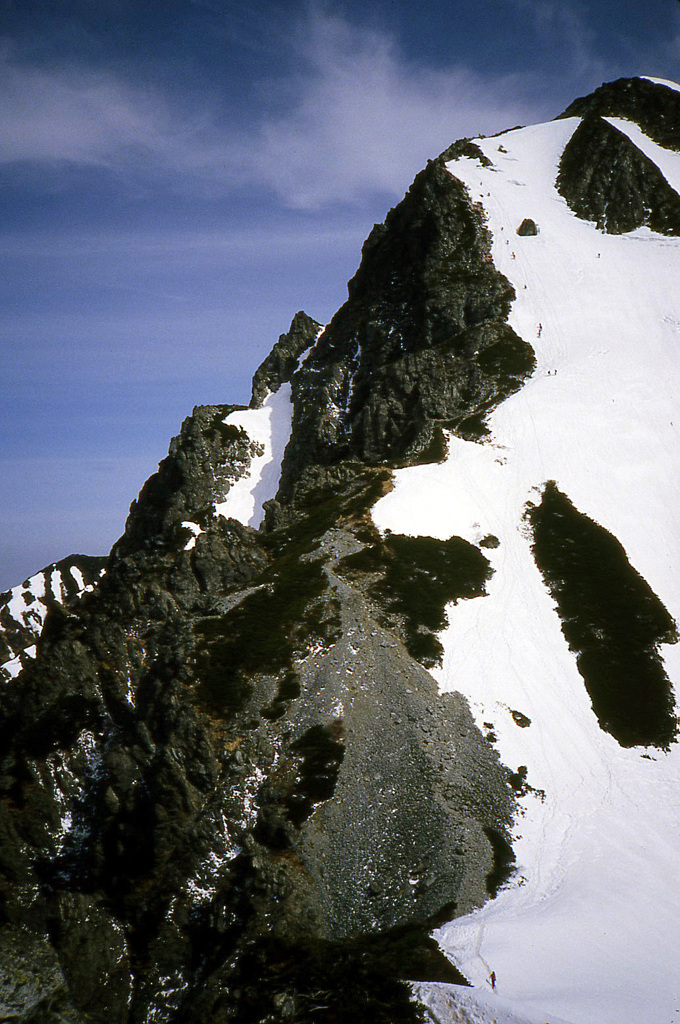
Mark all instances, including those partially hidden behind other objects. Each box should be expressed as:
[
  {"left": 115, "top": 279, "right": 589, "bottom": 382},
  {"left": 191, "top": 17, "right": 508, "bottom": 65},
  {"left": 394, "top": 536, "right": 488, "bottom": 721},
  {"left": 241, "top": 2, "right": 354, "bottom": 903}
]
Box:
[
  {"left": 214, "top": 384, "right": 293, "bottom": 528},
  {"left": 373, "top": 115, "right": 680, "bottom": 1023}
]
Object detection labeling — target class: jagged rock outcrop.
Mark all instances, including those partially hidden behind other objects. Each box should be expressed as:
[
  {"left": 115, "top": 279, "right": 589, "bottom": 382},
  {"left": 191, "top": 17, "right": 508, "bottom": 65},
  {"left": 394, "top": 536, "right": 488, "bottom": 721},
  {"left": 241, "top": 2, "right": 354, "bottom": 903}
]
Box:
[
  {"left": 112, "top": 402, "right": 263, "bottom": 562},
  {"left": 278, "top": 158, "right": 535, "bottom": 498},
  {"left": 0, "top": 349, "right": 514, "bottom": 1022},
  {"left": 556, "top": 114, "right": 680, "bottom": 235},
  {"left": 0, "top": 554, "right": 107, "bottom": 680},
  {"left": 250, "top": 311, "right": 321, "bottom": 407},
  {"left": 560, "top": 75, "right": 680, "bottom": 151},
  {"left": 0, "top": 194, "right": 519, "bottom": 1022},
  {"left": 0, "top": 402, "right": 279, "bottom": 1022}
]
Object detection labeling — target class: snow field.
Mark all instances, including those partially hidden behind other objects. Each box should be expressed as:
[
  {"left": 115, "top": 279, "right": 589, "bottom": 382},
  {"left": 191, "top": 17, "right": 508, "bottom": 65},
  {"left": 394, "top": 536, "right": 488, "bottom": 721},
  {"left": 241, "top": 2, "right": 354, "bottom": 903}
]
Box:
[{"left": 373, "top": 110, "right": 680, "bottom": 1023}]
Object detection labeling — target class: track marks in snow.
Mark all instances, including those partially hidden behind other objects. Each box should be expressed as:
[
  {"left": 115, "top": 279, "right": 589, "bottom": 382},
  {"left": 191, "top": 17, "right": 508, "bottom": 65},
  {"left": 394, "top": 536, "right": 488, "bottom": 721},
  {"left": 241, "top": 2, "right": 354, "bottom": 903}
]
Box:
[{"left": 377, "top": 113, "right": 680, "bottom": 1024}]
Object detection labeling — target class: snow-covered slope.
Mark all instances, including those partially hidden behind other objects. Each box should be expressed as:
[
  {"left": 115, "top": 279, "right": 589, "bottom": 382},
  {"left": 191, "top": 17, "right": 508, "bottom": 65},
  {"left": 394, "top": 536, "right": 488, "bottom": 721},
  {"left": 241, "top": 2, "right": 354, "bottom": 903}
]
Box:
[{"left": 373, "top": 103, "right": 680, "bottom": 1023}]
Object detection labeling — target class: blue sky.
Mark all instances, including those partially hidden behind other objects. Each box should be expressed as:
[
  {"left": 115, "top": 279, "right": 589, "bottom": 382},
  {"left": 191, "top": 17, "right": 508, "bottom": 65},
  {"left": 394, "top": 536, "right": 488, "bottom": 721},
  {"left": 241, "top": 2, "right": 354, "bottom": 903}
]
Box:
[{"left": 1, "top": 0, "right": 679, "bottom": 590}]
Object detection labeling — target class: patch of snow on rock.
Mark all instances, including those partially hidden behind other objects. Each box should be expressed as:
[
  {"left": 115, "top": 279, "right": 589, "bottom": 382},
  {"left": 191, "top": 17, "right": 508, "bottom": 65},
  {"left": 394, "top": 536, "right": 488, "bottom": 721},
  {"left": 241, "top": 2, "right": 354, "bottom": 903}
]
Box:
[
  {"left": 2, "top": 652, "right": 25, "bottom": 679},
  {"left": 181, "top": 521, "right": 204, "bottom": 551},
  {"left": 70, "top": 566, "right": 85, "bottom": 590},
  {"left": 214, "top": 384, "right": 293, "bottom": 528},
  {"left": 50, "top": 568, "right": 64, "bottom": 604}
]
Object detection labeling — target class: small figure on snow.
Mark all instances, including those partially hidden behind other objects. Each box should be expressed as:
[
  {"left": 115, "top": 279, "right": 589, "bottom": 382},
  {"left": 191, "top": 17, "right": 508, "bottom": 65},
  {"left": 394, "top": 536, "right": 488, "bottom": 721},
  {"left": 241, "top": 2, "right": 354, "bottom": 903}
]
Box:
[
  {"left": 489, "top": 970, "right": 497, "bottom": 990},
  {"left": 538, "top": 322, "right": 543, "bottom": 337}
]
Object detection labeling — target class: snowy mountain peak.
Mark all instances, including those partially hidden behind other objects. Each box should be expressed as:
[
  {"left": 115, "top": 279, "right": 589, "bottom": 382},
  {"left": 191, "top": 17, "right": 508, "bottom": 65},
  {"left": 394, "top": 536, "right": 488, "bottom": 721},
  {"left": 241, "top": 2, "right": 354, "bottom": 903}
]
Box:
[
  {"left": 373, "top": 77, "right": 680, "bottom": 1023},
  {"left": 549, "top": 77, "right": 680, "bottom": 236}
]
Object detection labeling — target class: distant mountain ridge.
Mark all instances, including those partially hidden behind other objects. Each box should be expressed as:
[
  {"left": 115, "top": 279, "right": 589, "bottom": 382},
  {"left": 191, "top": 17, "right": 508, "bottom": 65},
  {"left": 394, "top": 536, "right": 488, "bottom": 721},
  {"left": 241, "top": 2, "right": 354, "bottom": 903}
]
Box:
[
  {"left": 0, "top": 555, "right": 107, "bottom": 681},
  {"left": 1, "top": 75, "right": 679, "bottom": 1024}
]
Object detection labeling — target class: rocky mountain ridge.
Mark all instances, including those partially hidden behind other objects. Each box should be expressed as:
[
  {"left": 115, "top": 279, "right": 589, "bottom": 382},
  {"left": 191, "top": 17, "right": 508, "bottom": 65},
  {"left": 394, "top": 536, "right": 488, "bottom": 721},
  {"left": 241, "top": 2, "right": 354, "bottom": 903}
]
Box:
[
  {"left": 0, "top": 556, "right": 107, "bottom": 682},
  {"left": 1, "top": 75, "right": 679, "bottom": 1024}
]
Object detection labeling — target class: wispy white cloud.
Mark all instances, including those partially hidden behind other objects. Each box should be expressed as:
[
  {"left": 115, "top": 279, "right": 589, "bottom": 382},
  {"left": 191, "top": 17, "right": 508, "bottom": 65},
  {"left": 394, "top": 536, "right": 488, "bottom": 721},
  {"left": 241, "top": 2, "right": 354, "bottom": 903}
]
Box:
[
  {"left": 5, "top": 4, "right": 670, "bottom": 210},
  {"left": 0, "top": 12, "right": 549, "bottom": 208},
  {"left": 0, "top": 41, "right": 182, "bottom": 169},
  {"left": 507, "top": 0, "right": 614, "bottom": 84},
  {"left": 0, "top": 221, "right": 368, "bottom": 261},
  {"left": 242, "top": 10, "right": 546, "bottom": 207}
]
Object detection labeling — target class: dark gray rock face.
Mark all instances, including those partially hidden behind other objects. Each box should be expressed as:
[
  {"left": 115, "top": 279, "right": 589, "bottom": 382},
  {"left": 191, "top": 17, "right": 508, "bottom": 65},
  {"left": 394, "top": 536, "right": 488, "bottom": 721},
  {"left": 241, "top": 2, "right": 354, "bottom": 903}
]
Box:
[
  {"left": 250, "top": 310, "right": 321, "bottom": 407},
  {"left": 439, "top": 139, "right": 493, "bottom": 167},
  {"left": 279, "top": 158, "right": 535, "bottom": 497},
  {"left": 0, "top": 400, "right": 275, "bottom": 1022},
  {"left": 112, "top": 402, "right": 261, "bottom": 560},
  {"left": 0, "top": 927, "right": 83, "bottom": 1023},
  {"left": 0, "top": 453, "right": 513, "bottom": 1024},
  {"left": 0, "top": 348, "right": 515, "bottom": 1022},
  {"left": 559, "top": 76, "right": 680, "bottom": 152},
  {"left": 556, "top": 114, "right": 680, "bottom": 235}
]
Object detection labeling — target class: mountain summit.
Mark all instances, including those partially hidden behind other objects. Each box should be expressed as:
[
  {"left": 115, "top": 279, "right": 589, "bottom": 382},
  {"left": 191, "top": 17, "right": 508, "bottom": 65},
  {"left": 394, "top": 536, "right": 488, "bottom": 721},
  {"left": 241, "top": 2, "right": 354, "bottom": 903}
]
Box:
[{"left": 2, "top": 75, "right": 680, "bottom": 1024}]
